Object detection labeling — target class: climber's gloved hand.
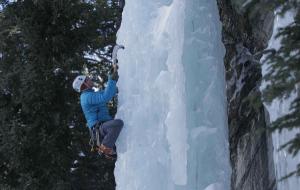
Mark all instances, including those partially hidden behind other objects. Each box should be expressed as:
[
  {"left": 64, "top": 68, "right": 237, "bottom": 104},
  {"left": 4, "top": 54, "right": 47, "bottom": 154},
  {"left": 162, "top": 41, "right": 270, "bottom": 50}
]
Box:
[
  {"left": 110, "top": 63, "right": 119, "bottom": 81},
  {"left": 111, "top": 71, "right": 119, "bottom": 82},
  {"left": 110, "top": 63, "right": 119, "bottom": 74}
]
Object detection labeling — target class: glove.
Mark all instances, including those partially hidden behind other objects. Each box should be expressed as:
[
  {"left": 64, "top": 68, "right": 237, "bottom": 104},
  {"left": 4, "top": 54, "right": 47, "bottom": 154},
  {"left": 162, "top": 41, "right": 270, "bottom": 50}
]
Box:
[
  {"left": 110, "top": 64, "right": 119, "bottom": 74},
  {"left": 111, "top": 71, "right": 119, "bottom": 82}
]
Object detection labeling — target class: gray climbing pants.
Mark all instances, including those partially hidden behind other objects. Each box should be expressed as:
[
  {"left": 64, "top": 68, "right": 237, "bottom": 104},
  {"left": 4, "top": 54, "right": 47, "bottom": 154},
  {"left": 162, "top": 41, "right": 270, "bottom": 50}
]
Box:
[{"left": 99, "top": 119, "right": 124, "bottom": 148}]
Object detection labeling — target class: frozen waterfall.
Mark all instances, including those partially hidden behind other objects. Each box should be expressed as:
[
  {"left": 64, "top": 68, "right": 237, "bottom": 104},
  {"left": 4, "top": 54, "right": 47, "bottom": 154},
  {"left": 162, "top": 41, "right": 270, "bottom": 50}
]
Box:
[
  {"left": 261, "top": 11, "right": 300, "bottom": 190},
  {"left": 114, "top": 0, "right": 231, "bottom": 189}
]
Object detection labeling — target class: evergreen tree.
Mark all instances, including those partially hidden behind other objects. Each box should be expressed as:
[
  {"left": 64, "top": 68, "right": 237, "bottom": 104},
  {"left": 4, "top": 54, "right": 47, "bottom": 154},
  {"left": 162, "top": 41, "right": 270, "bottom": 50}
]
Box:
[
  {"left": 262, "top": 0, "right": 300, "bottom": 178},
  {"left": 0, "top": 0, "right": 122, "bottom": 189}
]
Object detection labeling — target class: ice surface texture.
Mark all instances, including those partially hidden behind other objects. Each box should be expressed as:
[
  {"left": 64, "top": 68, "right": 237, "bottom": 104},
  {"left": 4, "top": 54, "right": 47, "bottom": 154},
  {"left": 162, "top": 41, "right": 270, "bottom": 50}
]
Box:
[{"left": 114, "top": 0, "right": 231, "bottom": 189}]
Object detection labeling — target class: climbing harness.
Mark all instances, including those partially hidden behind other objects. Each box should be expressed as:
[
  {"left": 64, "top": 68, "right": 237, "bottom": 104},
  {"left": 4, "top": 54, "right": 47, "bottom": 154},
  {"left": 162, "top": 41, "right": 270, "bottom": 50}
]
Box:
[{"left": 88, "top": 121, "right": 117, "bottom": 161}]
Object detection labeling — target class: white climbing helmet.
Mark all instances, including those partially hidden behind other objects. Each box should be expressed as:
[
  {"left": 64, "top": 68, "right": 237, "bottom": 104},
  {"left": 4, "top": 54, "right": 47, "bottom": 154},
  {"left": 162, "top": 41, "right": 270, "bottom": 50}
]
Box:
[{"left": 72, "top": 75, "right": 87, "bottom": 93}]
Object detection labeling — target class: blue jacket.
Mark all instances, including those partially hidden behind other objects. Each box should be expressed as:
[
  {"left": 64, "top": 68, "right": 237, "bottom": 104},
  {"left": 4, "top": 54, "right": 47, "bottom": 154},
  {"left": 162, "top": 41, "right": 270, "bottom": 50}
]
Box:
[{"left": 80, "top": 77, "right": 117, "bottom": 128}]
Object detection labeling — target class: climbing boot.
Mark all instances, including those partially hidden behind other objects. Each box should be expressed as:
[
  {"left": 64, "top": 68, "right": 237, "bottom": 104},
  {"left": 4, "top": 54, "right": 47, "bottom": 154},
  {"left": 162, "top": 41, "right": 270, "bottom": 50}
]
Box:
[{"left": 98, "top": 144, "right": 117, "bottom": 160}]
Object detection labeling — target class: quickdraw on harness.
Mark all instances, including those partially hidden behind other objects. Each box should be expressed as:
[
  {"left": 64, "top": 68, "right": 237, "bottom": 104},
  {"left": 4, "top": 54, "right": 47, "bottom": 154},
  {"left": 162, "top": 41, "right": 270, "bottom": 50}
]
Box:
[{"left": 88, "top": 121, "right": 103, "bottom": 153}]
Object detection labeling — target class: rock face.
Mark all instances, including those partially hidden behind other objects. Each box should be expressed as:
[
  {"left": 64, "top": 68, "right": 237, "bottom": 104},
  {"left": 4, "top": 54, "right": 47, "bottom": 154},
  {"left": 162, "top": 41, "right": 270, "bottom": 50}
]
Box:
[{"left": 216, "top": 1, "right": 276, "bottom": 190}]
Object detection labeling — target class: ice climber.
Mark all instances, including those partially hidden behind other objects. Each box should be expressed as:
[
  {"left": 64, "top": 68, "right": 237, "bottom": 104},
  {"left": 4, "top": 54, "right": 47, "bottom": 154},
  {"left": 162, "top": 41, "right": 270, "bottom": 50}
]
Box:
[{"left": 72, "top": 64, "right": 123, "bottom": 160}]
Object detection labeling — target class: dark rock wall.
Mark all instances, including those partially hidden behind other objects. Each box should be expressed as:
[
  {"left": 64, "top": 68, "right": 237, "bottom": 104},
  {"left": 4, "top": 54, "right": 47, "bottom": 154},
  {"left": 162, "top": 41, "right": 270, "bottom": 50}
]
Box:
[{"left": 216, "top": 0, "right": 276, "bottom": 189}]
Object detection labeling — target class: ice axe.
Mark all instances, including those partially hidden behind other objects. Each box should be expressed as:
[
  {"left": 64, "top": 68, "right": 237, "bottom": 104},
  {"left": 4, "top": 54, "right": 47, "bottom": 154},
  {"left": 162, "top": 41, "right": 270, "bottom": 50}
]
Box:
[{"left": 112, "top": 44, "right": 125, "bottom": 72}]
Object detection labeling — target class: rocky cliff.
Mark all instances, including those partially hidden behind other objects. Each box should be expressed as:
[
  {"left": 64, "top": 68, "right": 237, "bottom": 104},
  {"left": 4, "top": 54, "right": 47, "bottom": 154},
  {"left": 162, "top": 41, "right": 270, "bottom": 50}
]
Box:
[{"left": 216, "top": 0, "right": 276, "bottom": 189}]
